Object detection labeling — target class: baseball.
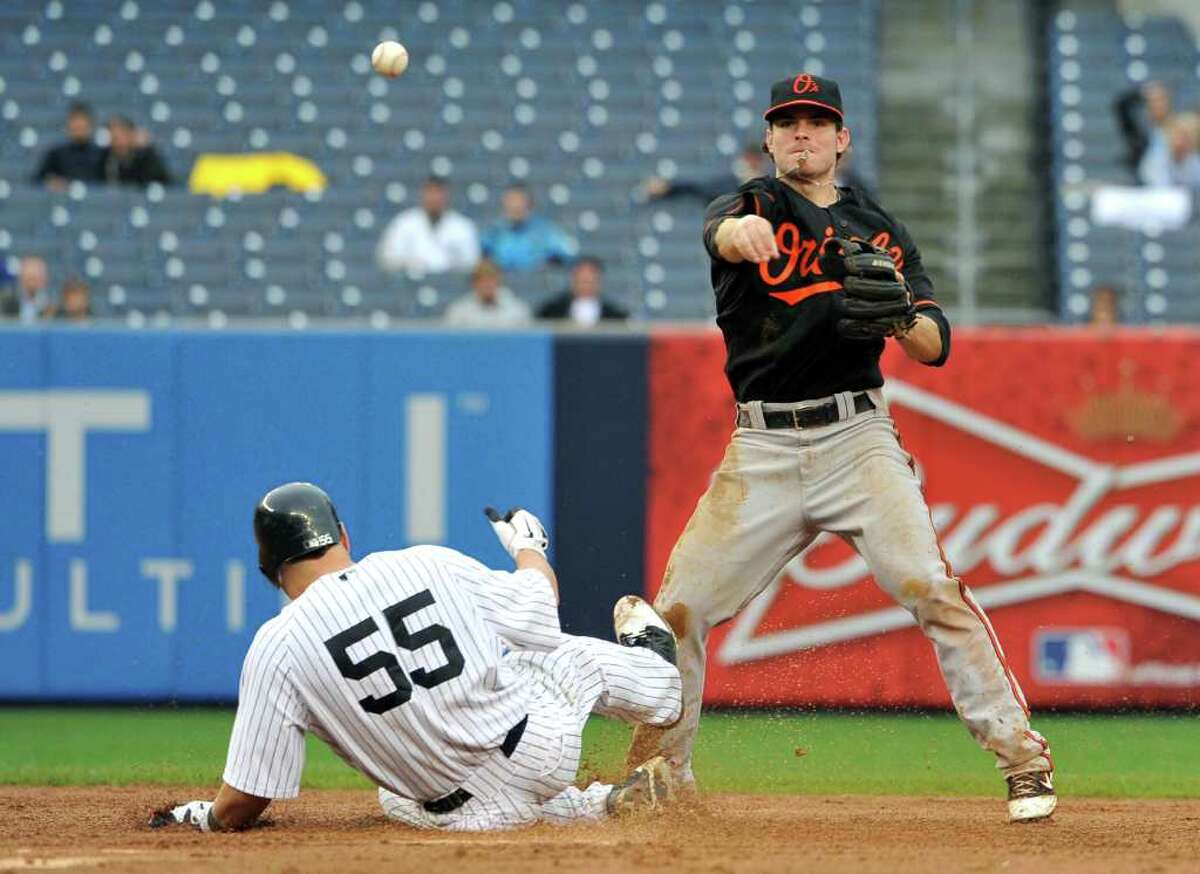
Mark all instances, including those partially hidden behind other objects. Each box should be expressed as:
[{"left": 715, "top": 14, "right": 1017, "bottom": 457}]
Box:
[{"left": 371, "top": 41, "right": 409, "bottom": 77}]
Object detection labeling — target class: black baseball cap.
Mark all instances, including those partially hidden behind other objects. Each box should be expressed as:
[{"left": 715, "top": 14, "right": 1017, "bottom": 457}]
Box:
[{"left": 763, "top": 74, "right": 844, "bottom": 123}]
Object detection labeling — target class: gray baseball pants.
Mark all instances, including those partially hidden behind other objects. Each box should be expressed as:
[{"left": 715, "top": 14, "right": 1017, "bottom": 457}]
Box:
[{"left": 628, "top": 388, "right": 1053, "bottom": 781}]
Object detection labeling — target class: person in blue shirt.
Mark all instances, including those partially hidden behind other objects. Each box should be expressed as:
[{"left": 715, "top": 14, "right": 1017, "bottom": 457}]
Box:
[{"left": 481, "top": 184, "right": 576, "bottom": 272}]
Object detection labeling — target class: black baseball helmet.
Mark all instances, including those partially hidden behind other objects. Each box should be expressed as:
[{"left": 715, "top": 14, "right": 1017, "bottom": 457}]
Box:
[{"left": 253, "top": 482, "right": 343, "bottom": 582}]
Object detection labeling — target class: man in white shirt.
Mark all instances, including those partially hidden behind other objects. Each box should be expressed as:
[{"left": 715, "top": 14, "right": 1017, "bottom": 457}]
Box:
[
  {"left": 443, "top": 259, "right": 532, "bottom": 328},
  {"left": 150, "top": 483, "right": 681, "bottom": 833},
  {"left": 376, "top": 177, "right": 480, "bottom": 276}
]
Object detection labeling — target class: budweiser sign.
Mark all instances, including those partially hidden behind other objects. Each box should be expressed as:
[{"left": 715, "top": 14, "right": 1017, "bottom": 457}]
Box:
[
  {"left": 719, "top": 379, "right": 1200, "bottom": 666},
  {"left": 647, "top": 329, "right": 1200, "bottom": 706}
]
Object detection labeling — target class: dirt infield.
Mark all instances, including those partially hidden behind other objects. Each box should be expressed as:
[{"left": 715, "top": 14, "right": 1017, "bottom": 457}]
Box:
[{"left": 1, "top": 787, "right": 1196, "bottom": 873}]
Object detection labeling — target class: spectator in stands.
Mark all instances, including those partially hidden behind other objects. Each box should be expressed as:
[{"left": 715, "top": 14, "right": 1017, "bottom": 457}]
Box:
[
  {"left": 1115, "top": 81, "right": 1174, "bottom": 176},
  {"left": 1088, "top": 284, "right": 1122, "bottom": 329},
  {"left": 443, "top": 259, "right": 532, "bottom": 328},
  {"left": 480, "top": 184, "right": 576, "bottom": 272},
  {"left": 0, "top": 256, "right": 51, "bottom": 324},
  {"left": 31, "top": 102, "right": 106, "bottom": 190},
  {"left": 536, "top": 257, "right": 627, "bottom": 325},
  {"left": 1138, "top": 112, "right": 1200, "bottom": 189},
  {"left": 102, "top": 116, "right": 172, "bottom": 187},
  {"left": 49, "top": 277, "right": 93, "bottom": 323},
  {"left": 640, "top": 142, "right": 768, "bottom": 203},
  {"left": 376, "top": 176, "right": 480, "bottom": 276}
]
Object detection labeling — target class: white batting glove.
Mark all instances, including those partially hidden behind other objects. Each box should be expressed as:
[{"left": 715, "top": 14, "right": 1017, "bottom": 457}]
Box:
[
  {"left": 149, "top": 799, "right": 215, "bottom": 831},
  {"left": 484, "top": 506, "right": 549, "bottom": 559}
]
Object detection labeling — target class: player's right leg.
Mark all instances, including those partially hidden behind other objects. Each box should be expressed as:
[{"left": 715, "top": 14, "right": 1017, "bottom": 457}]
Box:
[
  {"left": 626, "top": 429, "right": 816, "bottom": 780},
  {"left": 529, "top": 630, "right": 682, "bottom": 728}
]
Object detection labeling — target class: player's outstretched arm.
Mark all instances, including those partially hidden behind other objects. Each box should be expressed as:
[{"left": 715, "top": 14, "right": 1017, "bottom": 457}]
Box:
[
  {"left": 484, "top": 506, "right": 560, "bottom": 603},
  {"left": 514, "top": 550, "right": 559, "bottom": 603},
  {"left": 212, "top": 783, "right": 271, "bottom": 830},
  {"left": 713, "top": 215, "right": 779, "bottom": 264},
  {"left": 149, "top": 783, "right": 270, "bottom": 832}
]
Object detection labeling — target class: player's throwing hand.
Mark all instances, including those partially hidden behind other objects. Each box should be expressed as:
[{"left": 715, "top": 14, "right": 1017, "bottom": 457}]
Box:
[
  {"left": 484, "top": 507, "right": 549, "bottom": 558},
  {"left": 726, "top": 214, "right": 779, "bottom": 263}
]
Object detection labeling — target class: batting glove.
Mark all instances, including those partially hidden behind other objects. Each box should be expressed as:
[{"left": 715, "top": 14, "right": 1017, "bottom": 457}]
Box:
[
  {"left": 484, "top": 507, "right": 548, "bottom": 559},
  {"left": 149, "top": 799, "right": 216, "bottom": 831}
]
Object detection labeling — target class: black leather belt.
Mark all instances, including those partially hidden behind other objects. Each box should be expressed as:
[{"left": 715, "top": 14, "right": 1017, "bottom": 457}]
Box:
[
  {"left": 421, "top": 715, "right": 528, "bottom": 814},
  {"left": 736, "top": 392, "right": 874, "bottom": 429}
]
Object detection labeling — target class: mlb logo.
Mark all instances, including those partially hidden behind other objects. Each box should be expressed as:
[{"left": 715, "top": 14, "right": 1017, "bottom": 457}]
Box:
[{"left": 1034, "top": 628, "right": 1130, "bottom": 685}]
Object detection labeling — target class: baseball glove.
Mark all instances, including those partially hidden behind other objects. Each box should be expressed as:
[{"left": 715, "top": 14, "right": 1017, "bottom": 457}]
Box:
[{"left": 819, "top": 238, "right": 917, "bottom": 340}]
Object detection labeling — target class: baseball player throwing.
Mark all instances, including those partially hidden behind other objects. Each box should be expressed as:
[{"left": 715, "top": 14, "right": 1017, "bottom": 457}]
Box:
[
  {"left": 626, "top": 74, "right": 1056, "bottom": 823},
  {"left": 151, "top": 482, "right": 681, "bottom": 832}
]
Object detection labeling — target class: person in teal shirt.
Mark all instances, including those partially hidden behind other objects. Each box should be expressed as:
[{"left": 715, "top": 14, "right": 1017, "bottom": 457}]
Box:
[{"left": 481, "top": 184, "right": 577, "bottom": 272}]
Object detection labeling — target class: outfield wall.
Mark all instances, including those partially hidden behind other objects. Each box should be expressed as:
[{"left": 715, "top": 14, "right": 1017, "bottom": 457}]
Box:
[
  {"left": 647, "top": 328, "right": 1200, "bottom": 710},
  {"left": 0, "top": 329, "right": 564, "bottom": 699},
  {"left": 1, "top": 327, "right": 1198, "bottom": 707}
]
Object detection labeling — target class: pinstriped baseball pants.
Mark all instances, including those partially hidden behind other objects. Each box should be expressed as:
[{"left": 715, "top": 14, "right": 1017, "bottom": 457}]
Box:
[
  {"left": 628, "top": 389, "right": 1053, "bottom": 781},
  {"left": 379, "top": 634, "right": 681, "bottom": 830}
]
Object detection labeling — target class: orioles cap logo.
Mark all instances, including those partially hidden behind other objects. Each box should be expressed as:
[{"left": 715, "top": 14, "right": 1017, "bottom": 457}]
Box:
[{"left": 792, "top": 74, "right": 820, "bottom": 94}]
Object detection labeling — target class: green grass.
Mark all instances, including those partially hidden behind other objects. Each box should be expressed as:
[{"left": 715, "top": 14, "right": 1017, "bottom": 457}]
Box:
[{"left": 1, "top": 708, "right": 1196, "bottom": 798}]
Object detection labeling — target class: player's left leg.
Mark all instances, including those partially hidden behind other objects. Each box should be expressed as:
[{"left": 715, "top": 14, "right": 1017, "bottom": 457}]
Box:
[
  {"left": 529, "top": 754, "right": 676, "bottom": 824},
  {"left": 378, "top": 698, "right": 610, "bottom": 831},
  {"left": 383, "top": 769, "right": 669, "bottom": 830},
  {"left": 535, "top": 782, "right": 613, "bottom": 824},
  {"left": 537, "top": 755, "right": 679, "bottom": 825},
  {"left": 377, "top": 628, "right": 680, "bottom": 832},
  {"left": 378, "top": 784, "right": 547, "bottom": 831},
  {"left": 439, "top": 637, "right": 680, "bottom": 827},
  {"left": 808, "top": 415, "right": 1054, "bottom": 820}
]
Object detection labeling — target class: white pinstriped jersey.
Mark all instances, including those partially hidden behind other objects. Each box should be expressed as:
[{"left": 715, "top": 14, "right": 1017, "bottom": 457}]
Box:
[{"left": 221, "top": 545, "right": 562, "bottom": 802}]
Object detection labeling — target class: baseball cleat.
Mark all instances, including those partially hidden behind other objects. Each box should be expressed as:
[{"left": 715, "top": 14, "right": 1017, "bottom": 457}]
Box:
[
  {"left": 1006, "top": 771, "right": 1057, "bottom": 823},
  {"left": 605, "top": 755, "right": 676, "bottom": 816},
  {"left": 613, "top": 595, "right": 678, "bottom": 666}
]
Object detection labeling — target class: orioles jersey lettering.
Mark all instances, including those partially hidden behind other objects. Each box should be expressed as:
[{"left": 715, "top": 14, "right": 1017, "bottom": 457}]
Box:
[{"left": 702, "top": 175, "right": 947, "bottom": 402}]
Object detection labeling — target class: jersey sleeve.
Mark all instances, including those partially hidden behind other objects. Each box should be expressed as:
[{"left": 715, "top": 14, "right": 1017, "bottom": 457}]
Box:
[
  {"left": 222, "top": 623, "right": 308, "bottom": 799},
  {"left": 702, "top": 180, "right": 768, "bottom": 261},
  {"left": 466, "top": 566, "right": 563, "bottom": 652},
  {"left": 427, "top": 546, "right": 562, "bottom": 652}
]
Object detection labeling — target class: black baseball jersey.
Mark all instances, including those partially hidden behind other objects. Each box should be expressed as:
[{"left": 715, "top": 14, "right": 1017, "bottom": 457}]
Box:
[{"left": 702, "top": 175, "right": 951, "bottom": 403}]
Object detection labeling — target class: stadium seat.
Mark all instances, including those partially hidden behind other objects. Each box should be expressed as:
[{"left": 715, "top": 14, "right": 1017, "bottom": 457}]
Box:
[
  {"left": 0, "top": 0, "right": 882, "bottom": 323},
  {"left": 1048, "top": 1, "right": 1200, "bottom": 322}
]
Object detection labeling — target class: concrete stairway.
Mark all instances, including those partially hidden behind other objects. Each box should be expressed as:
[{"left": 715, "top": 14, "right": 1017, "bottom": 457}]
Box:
[{"left": 876, "top": 0, "right": 1047, "bottom": 320}]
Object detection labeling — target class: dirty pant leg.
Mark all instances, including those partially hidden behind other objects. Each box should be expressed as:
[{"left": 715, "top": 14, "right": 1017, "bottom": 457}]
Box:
[
  {"left": 628, "top": 429, "right": 813, "bottom": 773},
  {"left": 828, "top": 422, "right": 1052, "bottom": 775}
]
